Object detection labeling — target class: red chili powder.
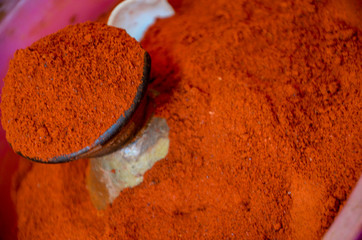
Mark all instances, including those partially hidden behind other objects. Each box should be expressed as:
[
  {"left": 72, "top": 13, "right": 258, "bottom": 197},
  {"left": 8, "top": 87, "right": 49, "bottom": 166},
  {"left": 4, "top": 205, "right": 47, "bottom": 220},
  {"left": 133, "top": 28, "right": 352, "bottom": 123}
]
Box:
[
  {"left": 12, "top": 0, "right": 362, "bottom": 239},
  {"left": 1, "top": 22, "right": 145, "bottom": 160}
]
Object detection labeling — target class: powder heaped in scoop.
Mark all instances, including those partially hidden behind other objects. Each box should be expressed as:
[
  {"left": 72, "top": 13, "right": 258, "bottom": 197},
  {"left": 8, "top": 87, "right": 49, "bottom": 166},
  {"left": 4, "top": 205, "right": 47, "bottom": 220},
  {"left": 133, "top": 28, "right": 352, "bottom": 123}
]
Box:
[{"left": 1, "top": 22, "right": 146, "bottom": 160}]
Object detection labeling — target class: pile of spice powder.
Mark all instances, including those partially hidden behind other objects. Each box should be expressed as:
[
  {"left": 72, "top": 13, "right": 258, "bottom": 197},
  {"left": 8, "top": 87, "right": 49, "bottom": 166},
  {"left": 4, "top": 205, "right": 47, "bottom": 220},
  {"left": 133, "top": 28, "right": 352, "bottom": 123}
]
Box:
[
  {"left": 1, "top": 22, "right": 145, "bottom": 160},
  {"left": 11, "top": 0, "right": 361, "bottom": 239}
]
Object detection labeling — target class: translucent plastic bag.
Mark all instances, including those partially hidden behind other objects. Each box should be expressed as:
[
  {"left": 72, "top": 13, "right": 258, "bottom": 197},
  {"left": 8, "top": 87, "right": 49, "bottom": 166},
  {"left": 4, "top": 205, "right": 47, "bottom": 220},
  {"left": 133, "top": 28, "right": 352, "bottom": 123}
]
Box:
[{"left": 86, "top": 117, "right": 169, "bottom": 209}]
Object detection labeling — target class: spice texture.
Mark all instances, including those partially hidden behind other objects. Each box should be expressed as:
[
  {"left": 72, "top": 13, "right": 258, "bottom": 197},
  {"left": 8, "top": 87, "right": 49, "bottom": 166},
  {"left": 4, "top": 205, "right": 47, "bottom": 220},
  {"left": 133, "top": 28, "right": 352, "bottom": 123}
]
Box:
[
  {"left": 13, "top": 0, "right": 362, "bottom": 239},
  {"left": 1, "top": 22, "right": 145, "bottom": 160}
]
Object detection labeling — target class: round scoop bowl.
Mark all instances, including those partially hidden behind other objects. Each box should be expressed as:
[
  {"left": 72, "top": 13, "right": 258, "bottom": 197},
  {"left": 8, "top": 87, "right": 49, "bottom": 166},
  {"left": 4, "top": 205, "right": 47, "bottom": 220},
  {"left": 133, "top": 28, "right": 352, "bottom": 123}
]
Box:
[
  {"left": 20, "top": 52, "right": 151, "bottom": 164},
  {"left": 18, "top": 0, "right": 175, "bottom": 164}
]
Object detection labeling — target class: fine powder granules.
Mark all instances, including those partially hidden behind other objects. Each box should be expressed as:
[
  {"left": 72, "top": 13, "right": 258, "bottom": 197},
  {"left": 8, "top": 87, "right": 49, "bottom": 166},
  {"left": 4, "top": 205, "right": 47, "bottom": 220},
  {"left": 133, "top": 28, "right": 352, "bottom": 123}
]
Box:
[
  {"left": 12, "top": 0, "right": 361, "bottom": 239},
  {"left": 1, "top": 22, "right": 145, "bottom": 160}
]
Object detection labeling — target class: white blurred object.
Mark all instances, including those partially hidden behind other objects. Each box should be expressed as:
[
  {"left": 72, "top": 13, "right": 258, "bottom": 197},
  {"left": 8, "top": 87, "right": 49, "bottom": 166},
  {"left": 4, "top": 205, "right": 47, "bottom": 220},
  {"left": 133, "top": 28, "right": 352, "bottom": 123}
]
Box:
[
  {"left": 323, "top": 175, "right": 362, "bottom": 240},
  {"left": 107, "top": 0, "right": 175, "bottom": 41}
]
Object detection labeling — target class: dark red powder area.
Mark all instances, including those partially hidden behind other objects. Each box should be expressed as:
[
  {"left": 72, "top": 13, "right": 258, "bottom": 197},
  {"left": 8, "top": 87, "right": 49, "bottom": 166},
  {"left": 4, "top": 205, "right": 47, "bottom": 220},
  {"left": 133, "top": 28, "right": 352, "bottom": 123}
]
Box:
[{"left": 1, "top": 22, "right": 145, "bottom": 160}]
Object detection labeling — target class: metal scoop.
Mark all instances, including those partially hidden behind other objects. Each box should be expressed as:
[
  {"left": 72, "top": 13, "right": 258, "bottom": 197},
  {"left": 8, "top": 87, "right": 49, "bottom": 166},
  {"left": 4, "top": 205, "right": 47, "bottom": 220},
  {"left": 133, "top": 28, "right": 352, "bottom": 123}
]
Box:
[{"left": 19, "top": 52, "right": 151, "bottom": 163}]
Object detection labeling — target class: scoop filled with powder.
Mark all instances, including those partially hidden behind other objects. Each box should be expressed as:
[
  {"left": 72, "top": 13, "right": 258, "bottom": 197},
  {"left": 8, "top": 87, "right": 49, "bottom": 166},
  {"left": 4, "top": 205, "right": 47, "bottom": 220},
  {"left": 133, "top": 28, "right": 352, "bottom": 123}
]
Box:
[{"left": 1, "top": 22, "right": 147, "bottom": 161}]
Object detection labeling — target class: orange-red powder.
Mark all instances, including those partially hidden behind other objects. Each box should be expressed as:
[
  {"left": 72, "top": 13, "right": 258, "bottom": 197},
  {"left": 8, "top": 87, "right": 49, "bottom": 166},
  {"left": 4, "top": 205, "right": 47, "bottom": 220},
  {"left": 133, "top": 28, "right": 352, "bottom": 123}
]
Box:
[
  {"left": 12, "top": 0, "right": 362, "bottom": 239},
  {"left": 1, "top": 22, "right": 145, "bottom": 160}
]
